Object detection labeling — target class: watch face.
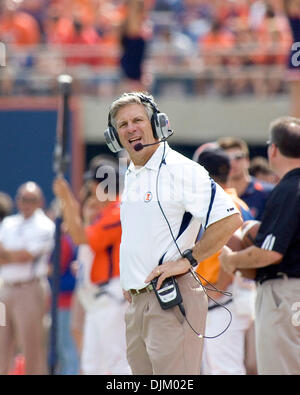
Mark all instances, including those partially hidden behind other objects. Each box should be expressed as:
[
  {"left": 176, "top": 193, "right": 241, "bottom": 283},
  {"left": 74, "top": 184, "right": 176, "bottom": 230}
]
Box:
[
  {"left": 184, "top": 250, "right": 197, "bottom": 266},
  {"left": 183, "top": 249, "right": 191, "bottom": 256}
]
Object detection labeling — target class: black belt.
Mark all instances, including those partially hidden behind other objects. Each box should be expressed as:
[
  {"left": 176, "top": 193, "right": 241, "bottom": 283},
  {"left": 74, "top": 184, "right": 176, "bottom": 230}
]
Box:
[
  {"left": 208, "top": 298, "right": 233, "bottom": 311},
  {"left": 257, "top": 273, "right": 300, "bottom": 285}
]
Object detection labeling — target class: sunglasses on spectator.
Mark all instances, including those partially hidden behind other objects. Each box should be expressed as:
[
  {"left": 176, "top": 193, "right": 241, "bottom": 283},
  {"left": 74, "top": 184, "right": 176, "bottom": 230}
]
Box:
[
  {"left": 228, "top": 153, "right": 247, "bottom": 160},
  {"left": 19, "top": 196, "right": 39, "bottom": 203}
]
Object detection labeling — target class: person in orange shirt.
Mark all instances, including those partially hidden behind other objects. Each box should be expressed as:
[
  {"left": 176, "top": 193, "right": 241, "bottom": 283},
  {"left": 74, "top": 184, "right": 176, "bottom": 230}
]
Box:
[
  {"left": 53, "top": 156, "right": 131, "bottom": 375},
  {"left": 200, "top": 19, "right": 235, "bottom": 95},
  {"left": 0, "top": 2, "right": 41, "bottom": 45},
  {"left": 193, "top": 146, "right": 257, "bottom": 375}
]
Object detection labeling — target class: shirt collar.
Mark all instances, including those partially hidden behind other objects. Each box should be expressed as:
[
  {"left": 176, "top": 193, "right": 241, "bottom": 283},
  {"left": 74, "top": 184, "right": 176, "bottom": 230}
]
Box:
[
  {"left": 19, "top": 208, "right": 42, "bottom": 222},
  {"left": 281, "top": 167, "right": 300, "bottom": 181},
  {"left": 127, "top": 142, "right": 171, "bottom": 174}
]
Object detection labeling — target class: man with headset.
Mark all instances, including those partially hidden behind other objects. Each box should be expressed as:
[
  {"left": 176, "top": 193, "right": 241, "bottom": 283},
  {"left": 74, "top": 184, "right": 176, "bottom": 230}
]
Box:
[{"left": 104, "top": 92, "right": 242, "bottom": 375}]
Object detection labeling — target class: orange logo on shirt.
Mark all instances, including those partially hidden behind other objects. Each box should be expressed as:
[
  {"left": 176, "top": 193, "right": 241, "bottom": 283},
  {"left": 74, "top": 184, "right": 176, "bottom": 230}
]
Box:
[{"left": 144, "top": 192, "right": 153, "bottom": 202}]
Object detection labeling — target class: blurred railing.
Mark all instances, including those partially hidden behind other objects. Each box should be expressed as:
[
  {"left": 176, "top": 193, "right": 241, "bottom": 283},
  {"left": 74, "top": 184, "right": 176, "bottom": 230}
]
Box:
[{"left": 0, "top": 42, "right": 290, "bottom": 97}]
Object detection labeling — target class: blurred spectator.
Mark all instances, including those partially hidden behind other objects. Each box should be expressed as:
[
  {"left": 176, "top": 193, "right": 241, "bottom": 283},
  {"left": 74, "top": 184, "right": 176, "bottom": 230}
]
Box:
[
  {"left": 200, "top": 18, "right": 235, "bottom": 64},
  {"left": 0, "top": 182, "right": 55, "bottom": 375},
  {"left": 72, "top": 192, "right": 103, "bottom": 373},
  {"left": 249, "top": 155, "right": 279, "bottom": 184},
  {"left": 200, "top": 18, "right": 235, "bottom": 95},
  {"left": 44, "top": 7, "right": 100, "bottom": 66},
  {"left": 19, "top": 0, "right": 49, "bottom": 41},
  {"left": 218, "top": 137, "right": 274, "bottom": 220},
  {"left": 214, "top": 0, "right": 249, "bottom": 23},
  {"left": 53, "top": 156, "right": 131, "bottom": 375},
  {"left": 0, "top": 0, "right": 43, "bottom": 95},
  {"left": 195, "top": 146, "right": 257, "bottom": 375},
  {"left": 119, "top": 0, "right": 153, "bottom": 92},
  {"left": 95, "top": 6, "right": 121, "bottom": 69},
  {"left": 62, "top": 18, "right": 100, "bottom": 67},
  {"left": 250, "top": 2, "right": 291, "bottom": 95},
  {"left": 69, "top": 187, "right": 99, "bottom": 366},
  {"left": 69, "top": 152, "right": 126, "bottom": 362},
  {"left": 249, "top": 0, "right": 267, "bottom": 29},
  {"left": 175, "top": 0, "right": 212, "bottom": 43},
  {"left": 0, "top": 0, "right": 41, "bottom": 45},
  {"left": 219, "top": 115, "right": 300, "bottom": 375},
  {"left": 150, "top": 25, "right": 197, "bottom": 95},
  {"left": 92, "top": 2, "right": 125, "bottom": 96},
  {"left": 48, "top": 228, "right": 80, "bottom": 375},
  {"left": 44, "top": 3, "right": 74, "bottom": 44},
  {"left": 256, "top": 2, "right": 290, "bottom": 42},
  {"left": 69, "top": 282, "right": 85, "bottom": 366},
  {"left": 226, "top": 21, "right": 257, "bottom": 96},
  {"left": 0, "top": 192, "right": 13, "bottom": 223}
]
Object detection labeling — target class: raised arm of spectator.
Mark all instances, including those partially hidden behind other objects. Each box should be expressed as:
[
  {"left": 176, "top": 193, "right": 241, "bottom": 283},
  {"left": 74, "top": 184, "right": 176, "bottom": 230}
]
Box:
[
  {"left": 53, "top": 177, "right": 87, "bottom": 245},
  {"left": 124, "top": 0, "right": 144, "bottom": 36}
]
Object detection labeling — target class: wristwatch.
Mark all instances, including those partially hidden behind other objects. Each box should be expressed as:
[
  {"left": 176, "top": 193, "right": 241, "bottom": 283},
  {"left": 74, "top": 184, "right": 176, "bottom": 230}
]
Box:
[{"left": 182, "top": 249, "right": 198, "bottom": 267}]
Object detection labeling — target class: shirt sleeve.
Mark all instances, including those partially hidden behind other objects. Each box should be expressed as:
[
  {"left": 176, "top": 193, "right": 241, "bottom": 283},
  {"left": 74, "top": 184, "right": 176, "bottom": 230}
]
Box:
[
  {"left": 181, "top": 164, "right": 239, "bottom": 228},
  {"left": 256, "top": 189, "right": 299, "bottom": 255}
]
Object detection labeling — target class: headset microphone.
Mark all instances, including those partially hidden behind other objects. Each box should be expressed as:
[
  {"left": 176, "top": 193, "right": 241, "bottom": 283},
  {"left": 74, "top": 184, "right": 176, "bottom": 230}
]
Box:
[{"left": 134, "top": 132, "right": 174, "bottom": 152}]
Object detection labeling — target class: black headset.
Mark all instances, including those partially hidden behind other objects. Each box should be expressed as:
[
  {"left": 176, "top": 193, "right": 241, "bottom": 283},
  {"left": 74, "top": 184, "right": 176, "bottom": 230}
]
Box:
[{"left": 104, "top": 93, "right": 173, "bottom": 153}]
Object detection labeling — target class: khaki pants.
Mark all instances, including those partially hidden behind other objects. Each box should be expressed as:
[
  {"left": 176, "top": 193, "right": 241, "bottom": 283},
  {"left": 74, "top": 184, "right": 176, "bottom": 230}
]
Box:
[
  {"left": 255, "top": 277, "right": 300, "bottom": 375},
  {"left": 125, "top": 271, "right": 208, "bottom": 375},
  {"left": 0, "top": 279, "right": 49, "bottom": 375}
]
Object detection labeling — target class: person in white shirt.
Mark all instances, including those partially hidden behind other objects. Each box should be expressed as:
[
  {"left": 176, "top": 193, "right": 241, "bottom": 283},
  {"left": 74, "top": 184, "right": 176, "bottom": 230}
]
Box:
[
  {"left": 0, "top": 182, "right": 55, "bottom": 375},
  {"left": 104, "top": 92, "right": 242, "bottom": 374}
]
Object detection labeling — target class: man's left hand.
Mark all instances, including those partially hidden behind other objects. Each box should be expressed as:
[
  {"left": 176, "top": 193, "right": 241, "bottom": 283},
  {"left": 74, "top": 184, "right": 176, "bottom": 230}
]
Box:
[
  {"left": 145, "top": 258, "right": 191, "bottom": 290},
  {"left": 219, "top": 245, "right": 236, "bottom": 274}
]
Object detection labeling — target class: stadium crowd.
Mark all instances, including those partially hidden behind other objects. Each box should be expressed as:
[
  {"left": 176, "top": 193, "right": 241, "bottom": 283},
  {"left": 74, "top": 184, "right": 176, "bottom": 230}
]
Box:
[{"left": 0, "top": 0, "right": 297, "bottom": 96}]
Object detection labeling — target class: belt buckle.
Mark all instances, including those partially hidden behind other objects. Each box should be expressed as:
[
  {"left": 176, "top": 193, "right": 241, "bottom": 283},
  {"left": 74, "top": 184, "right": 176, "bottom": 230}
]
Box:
[
  {"left": 130, "top": 284, "right": 153, "bottom": 296},
  {"left": 129, "top": 289, "right": 137, "bottom": 297},
  {"left": 146, "top": 284, "right": 153, "bottom": 293}
]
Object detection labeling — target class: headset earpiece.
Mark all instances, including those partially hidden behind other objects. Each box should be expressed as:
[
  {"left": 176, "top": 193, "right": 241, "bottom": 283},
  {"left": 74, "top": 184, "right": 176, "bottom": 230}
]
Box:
[
  {"left": 139, "top": 95, "right": 170, "bottom": 140},
  {"left": 104, "top": 114, "right": 123, "bottom": 153},
  {"left": 153, "top": 112, "right": 170, "bottom": 140}
]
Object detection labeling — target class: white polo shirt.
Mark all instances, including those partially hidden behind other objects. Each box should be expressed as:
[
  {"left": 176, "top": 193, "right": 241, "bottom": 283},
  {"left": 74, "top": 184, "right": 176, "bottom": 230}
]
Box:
[
  {"left": 0, "top": 209, "right": 55, "bottom": 283},
  {"left": 120, "top": 143, "right": 239, "bottom": 291}
]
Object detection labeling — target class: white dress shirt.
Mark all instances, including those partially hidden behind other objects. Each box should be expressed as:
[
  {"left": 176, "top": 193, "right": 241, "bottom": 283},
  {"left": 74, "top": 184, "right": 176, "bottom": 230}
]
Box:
[
  {"left": 120, "top": 143, "right": 239, "bottom": 290},
  {"left": 0, "top": 209, "right": 55, "bottom": 283}
]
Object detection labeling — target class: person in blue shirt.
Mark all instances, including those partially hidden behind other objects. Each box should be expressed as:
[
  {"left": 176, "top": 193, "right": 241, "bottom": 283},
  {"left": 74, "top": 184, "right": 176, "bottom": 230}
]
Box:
[{"left": 218, "top": 137, "right": 274, "bottom": 220}]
